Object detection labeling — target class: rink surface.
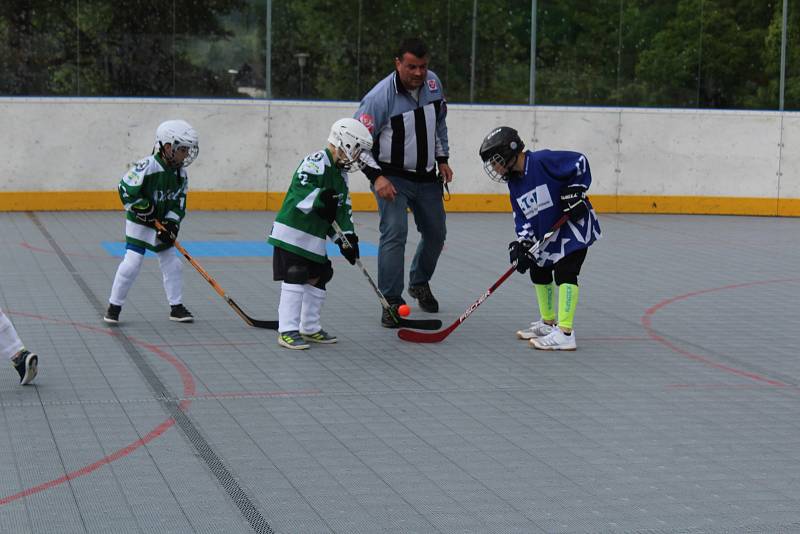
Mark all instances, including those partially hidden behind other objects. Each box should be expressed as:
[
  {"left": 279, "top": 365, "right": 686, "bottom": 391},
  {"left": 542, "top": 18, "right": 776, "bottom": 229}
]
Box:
[{"left": 0, "top": 210, "right": 798, "bottom": 533}]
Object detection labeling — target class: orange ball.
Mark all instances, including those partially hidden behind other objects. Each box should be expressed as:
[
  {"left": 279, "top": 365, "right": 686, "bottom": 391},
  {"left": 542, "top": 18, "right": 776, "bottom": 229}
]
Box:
[{"left": 397, "top": 304, "right": 411, "bottom": 317}]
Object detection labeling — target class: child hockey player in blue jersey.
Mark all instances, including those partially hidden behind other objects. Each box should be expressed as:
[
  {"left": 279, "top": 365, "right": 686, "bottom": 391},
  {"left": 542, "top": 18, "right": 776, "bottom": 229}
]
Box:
[
  {"left": 268, "top": 118, "right": 373, "bottom": 350},
  {"left": 104, "top": 120, "right": 199, "bottom": 325},
  {"left": 479, "top": 126, "right": 601, "bottom": 350}
]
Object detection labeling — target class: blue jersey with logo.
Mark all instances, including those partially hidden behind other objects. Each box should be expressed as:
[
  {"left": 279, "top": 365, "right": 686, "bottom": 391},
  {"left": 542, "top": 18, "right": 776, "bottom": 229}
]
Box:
[{"left": 507, "top": 149, "right": 601, "bottom": 267}]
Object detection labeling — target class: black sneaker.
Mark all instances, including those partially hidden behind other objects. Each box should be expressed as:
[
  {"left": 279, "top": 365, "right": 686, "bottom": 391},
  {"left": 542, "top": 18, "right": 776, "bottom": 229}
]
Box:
[
  {"left": 103, "top": 303, "right": 121, "bottom": 324},
  {"left": 408, "top": 283, "right": 439, "bottom": 313},
  {"left": 381, "top": 297, "right": 405, "bottom": 328},
  {"left": 11, "top": 349, "right": 38, "bottom": 385},
  {"left": 170, "top": 304, "right": 194, "bottom": 323}
]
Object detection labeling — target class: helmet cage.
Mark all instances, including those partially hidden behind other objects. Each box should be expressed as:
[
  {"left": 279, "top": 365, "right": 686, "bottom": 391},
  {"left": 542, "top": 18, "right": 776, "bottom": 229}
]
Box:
[
  {"left": 483, "top": 152, "right": 515, "bottom": 183},
  {"left": 334, "top": 142, "right": 367, "bottom": 172}
]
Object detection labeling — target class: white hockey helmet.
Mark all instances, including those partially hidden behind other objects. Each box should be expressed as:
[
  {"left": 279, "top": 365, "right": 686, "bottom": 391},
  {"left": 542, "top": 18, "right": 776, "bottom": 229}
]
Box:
[
  {"left": 328, "top": 118, "right": 373, "bottom": 171},
  {"left": 155, "top": 119, "right": 199, "bottom": 167}
]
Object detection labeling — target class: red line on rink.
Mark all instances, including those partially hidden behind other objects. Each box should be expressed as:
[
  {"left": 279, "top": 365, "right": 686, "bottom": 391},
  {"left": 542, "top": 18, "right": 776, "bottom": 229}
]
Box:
[
  {"left": 194, "top": 389, "right": 321, "bottom": 399},
  {"left": 0, "top": 313, "right": 196, "bottom": 506},
  {"left": 0, "top": 313, "right": 306, "bottom": 506},
  {"left": 642, "top": 278, "right": 800, "bottom": 388}
]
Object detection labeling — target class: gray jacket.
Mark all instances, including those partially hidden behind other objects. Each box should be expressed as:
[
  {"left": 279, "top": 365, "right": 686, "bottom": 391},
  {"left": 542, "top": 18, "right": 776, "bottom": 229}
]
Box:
[{"left": 355, "top": 70, "right": 449, "bottom": 183}]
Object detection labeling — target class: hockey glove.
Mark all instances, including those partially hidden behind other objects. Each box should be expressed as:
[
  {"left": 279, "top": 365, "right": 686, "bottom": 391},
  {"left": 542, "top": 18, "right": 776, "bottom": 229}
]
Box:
[
  {"left": 156, "top": 219, "right": 179, "bottom": 245},
  {"left": 509, "top": 239, "right": 535, "bottom": 274},
  {"left": 335, "top": 234, "right": 359, "bottom": 265},
  {"left": 560, "top": 184, "right": 588, "bottom": 222},
  {"left": 131, "top": 199, "right": 155, "bottom": 222},
  {"left": 315, "top": 189, "right": 339, "bottom": 224}
]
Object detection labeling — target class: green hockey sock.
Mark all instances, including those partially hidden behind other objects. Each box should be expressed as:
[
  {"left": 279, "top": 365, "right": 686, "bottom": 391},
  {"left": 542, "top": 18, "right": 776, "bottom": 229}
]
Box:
[
  {"left": 534, "top": 283, "right": 555, "bottom": 322},
  {"left": 557, "top": 283, "right": 579, "bottom": 329}
]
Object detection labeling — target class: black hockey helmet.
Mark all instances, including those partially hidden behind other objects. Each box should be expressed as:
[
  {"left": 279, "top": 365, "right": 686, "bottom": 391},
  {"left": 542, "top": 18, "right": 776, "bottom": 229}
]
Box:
[{"left": 478, "top": 126, "right": 525, "bottom": 182}]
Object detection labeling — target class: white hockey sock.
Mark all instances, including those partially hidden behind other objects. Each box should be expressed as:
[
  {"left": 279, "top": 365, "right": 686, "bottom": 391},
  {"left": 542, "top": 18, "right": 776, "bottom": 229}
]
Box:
[
  {"left": 278, "top": 283, "right": 304, "bottom": 333},
  {"left": 109, "top": 249, "right": 145, "bottom": 306},
  {"left": 157, "top": 248, "right": 183, "bottom": 306},
  {"left": 0, "top": 309, "right": 24, "bottom": 361},
  {"left": 300, "top": 284, "right": 326, "bottom": 335}
]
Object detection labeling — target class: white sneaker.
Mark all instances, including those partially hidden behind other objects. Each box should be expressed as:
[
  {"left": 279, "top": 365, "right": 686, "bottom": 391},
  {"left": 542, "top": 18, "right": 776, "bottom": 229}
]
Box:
[
  {"left": 516, "top": 320, "right": 556, "bottom": 340},
  {"left": 530, "top": 329, "right": 577, "bottom": 351}
]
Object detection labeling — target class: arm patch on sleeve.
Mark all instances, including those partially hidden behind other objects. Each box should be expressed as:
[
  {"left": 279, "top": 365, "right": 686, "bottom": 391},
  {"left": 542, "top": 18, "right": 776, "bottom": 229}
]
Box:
[
  {"left": 123, "top": 170, "right": 144, "bottom": 187},
  {"left": 299, "top": 151, "right": 327, "bottom": 175}
]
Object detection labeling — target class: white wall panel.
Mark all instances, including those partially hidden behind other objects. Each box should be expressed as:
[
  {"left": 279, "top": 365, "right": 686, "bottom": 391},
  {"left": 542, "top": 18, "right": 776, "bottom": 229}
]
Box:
[
  {"left": 442, "top": 105, "right": 535, "bottom": 194},
  {"left": 778, "top": 114, "right": 800, "bottom": 200},
  {"left": 0, "top": 98, "right": 272, "bottom": 192},
  {"left": 533, "top": 107, "right": 621, "bottom": 195},
  {"left": 619, "top": 109, "right": 781, "bottom": 197},
  {"left": 0, "top": 98, "right": 797, "bottom": 202},
  {"left": 266, "top": 101, "right": 358, "bottom": 192}
]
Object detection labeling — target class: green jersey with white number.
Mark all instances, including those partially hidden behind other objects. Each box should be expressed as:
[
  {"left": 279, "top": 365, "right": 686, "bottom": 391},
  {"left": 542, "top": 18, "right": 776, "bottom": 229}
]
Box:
[
  {"left": 268, "top": 148, "right": 355, "bottom": 263},
  {"left": 118, "top": 153, "right": 188, "bottom": 252}
]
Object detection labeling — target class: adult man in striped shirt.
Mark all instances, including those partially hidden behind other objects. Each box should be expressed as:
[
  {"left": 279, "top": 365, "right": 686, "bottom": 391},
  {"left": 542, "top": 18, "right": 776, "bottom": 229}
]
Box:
[{"left": 355, "top": 38, "right": 455, "bottom": 327}]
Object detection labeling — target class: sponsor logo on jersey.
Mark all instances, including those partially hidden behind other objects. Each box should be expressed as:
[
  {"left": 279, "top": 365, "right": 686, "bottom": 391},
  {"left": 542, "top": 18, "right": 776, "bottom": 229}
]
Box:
[
  {"left": 153, "top": 189, "right": 183, "bottom": 203},
  {"left": 134, "top": 159, "right": 149, "bottom": 173},
  {"left": 516, "top": 185, "right": 553, "bottom": 218},
  {"left": 427, "top": 79, "right": 438, "bottom": 91},
  {"left": 358, "top": 113, "right": 375, "bottom": 133}
]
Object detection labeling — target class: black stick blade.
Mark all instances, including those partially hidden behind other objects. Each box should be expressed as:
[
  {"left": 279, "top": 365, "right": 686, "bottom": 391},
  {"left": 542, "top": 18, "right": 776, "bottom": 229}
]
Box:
[
  {"left": 246, "top": 319, "right": 280, "bottom": 330},
  {"left": 227, "top": 298, "right": 279, "bottom": 329},
  {"left": 396, "top": 318, "right": 442, "bottom": 330}
]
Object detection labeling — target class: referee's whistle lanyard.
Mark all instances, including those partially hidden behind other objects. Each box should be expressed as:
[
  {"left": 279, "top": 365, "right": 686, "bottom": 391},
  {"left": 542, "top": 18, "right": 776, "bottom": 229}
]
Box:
[{"left": 438, "top": 175, "right": 451, "bottom": 201}]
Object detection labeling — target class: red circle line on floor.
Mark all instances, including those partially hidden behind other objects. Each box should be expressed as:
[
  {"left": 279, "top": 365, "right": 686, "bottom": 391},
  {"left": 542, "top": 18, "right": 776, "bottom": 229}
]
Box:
[
  {"left": 2, "top": 278, "right": 796, "bottom": 505},
  {"left": 642, "top": 278, "right": 799, "bottom": 388},
  {"left": 0, "top": 312, "right": 196, "bottom": 506}
]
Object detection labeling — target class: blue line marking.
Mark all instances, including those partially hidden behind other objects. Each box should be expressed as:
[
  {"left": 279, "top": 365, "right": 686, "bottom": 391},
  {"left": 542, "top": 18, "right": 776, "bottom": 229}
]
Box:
[{"left": 101, "top": 241, "right": 378, "bottom": 258}]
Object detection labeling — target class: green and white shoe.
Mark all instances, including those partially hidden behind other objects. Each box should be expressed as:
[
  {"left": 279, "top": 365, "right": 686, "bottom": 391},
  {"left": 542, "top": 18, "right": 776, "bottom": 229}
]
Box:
[
  {"left": 301, "top": 329, "right": 338, "bottom": 344},
  {"left": 278, "top": 331, "right": 310, "bottom": 350}
]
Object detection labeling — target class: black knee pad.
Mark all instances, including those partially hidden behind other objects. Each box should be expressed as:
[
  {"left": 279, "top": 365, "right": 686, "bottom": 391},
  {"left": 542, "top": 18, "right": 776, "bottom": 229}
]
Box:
[
  {"left": 529, "top": 265, "right": 554, "bottom": 285},
  {"left": 313, "top": 261, "right": 333, "bottom": 290},
  {"left": 553, "top": 248, "right": 587, "bottom": 286},
  {"left": 285, "top": 265, "right": 310, "bottom": 285}
]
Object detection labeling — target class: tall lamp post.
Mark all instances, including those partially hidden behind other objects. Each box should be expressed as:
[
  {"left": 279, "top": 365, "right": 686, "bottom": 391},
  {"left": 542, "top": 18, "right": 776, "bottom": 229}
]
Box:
[{"left": 294, "top": 52, "right": 310, "bottom": 98}]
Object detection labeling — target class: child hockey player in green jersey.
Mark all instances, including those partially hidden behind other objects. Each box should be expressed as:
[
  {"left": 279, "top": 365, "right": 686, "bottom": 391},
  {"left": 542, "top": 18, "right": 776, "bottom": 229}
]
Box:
[
  {"left": 268, "top": 118, "right": 373, "bottom": 349},
  {"left": 104, "top": 119, "right": 199, "bottom": 325},
  {"left": 479, "top": 126, "right": 601, "bottom": 351},
  {"left": 0, "top": 309, "right": 38, "bottom": 385}
]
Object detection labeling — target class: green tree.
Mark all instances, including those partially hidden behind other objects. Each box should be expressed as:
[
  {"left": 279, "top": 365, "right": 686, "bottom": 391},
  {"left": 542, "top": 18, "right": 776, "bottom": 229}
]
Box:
[{"left": 634, "top": 0, "right": 776, "bottom": 108}]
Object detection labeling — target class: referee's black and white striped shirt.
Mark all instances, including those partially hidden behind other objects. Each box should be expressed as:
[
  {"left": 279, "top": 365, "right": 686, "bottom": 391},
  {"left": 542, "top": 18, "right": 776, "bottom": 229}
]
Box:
[{"left": 355, "top": 70, "right": 449, "bottom": 183}]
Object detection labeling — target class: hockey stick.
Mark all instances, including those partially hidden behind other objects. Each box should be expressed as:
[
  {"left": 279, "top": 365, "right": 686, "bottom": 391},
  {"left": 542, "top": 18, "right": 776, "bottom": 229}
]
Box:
[
  {"left": 331, "top": 221, "right": 442, "bottom": 330},
  {"left": 154, "top": 221, "right": 278, "bottom": 329},
  {"left": 398, "top": 214, "right": 570, "bottom": 343}
]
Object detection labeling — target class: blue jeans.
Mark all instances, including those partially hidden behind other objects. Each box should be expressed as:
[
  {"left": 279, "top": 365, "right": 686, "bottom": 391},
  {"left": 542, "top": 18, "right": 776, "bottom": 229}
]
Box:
[{"left": 373, "top": 176, "right": 447, "bottom": 300}]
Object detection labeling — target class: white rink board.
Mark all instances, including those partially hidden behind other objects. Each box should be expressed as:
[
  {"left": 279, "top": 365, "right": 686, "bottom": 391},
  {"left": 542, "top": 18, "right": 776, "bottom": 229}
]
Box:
[
  {"left": 532, "top": 107, "right": 621, "bottom": 196},
  {"left": 0, "top": 98, "right": 272, "bottom": 192},
  {"left": 618, "top": 109, "right": 782, "bottom": 197},
  {"left": 0, "top": 97, "right": 798, "bottom": 201},
  {"left": 778, "top": 114, "right": 800, "bottom": 200},
  {"left": 267, "top": 101, "right": 359, "bottom": 192}
]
